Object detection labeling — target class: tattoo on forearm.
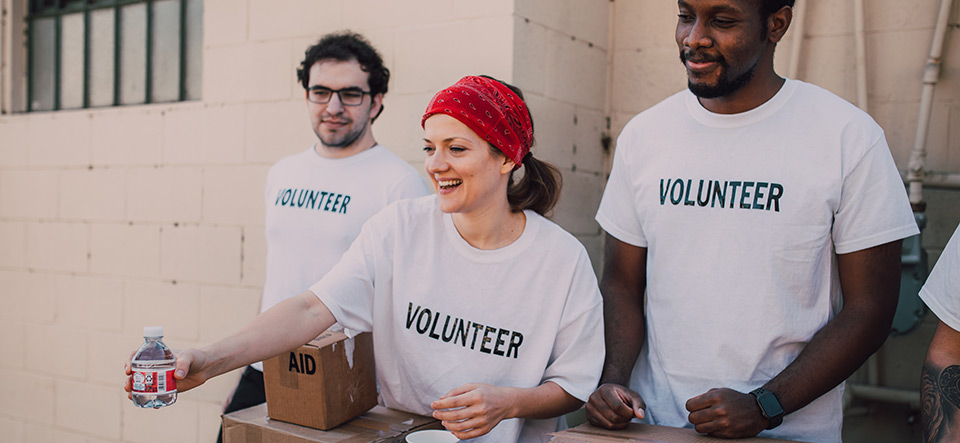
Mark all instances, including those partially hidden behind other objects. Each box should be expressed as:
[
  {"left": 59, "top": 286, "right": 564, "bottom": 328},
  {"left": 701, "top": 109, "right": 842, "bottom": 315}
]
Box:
[
  {"left": 941, "top": 366, "right": 960, "bottom": 409},
  {"left": 922, "top": 364, "right": 960, "bottom": 442},
  {"left": 922, "top": 365, "right": 943, "bottom": 443}
]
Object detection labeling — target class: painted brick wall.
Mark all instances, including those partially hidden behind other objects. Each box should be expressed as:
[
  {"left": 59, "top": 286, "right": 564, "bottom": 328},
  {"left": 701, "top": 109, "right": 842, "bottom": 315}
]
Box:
[
  {"left": 0, "top": 0, "right": 959, "bottom": 442},
  {"left": 0, "top": 1, "right": 520, "bottom": 441},
  {"left": 515, "top": 0, "right": 611, "bottom": 273}
]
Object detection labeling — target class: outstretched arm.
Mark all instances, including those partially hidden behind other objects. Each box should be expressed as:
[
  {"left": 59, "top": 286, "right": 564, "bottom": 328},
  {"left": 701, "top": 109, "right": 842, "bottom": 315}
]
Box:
[
  {"left": 585, "top": 234, "right": 649, "bottom": 429},
  {"left": 125, "top": 291, "right": 336, "bottom": 393},
  {"left": 922, "top": 320, "right": 960, "bottom": 443},
  {"left": 686, "top": 240, "right": 902, "bottom": 438}
]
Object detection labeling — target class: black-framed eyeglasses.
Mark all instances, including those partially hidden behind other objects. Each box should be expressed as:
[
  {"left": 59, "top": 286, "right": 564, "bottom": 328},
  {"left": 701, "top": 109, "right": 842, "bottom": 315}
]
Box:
[{"left": 306, "top": 86, "right": 370, "bottom": 106}]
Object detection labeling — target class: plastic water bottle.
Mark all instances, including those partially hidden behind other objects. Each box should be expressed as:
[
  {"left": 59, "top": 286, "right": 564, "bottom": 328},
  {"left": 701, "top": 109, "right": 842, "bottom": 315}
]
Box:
[{"left": 131, "top": 326, "right": 177, "bottom": 408}]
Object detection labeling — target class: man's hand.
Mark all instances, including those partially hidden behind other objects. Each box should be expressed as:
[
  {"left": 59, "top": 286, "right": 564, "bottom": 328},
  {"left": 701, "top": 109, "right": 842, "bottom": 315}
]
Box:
[
  {"left": 585, "top": 383, "right": 646, "bottom": 429},
  {"left": 431, "top": 383, "right": 516, "bottom": 440},
  {"left": 685, "top": 388, "right": 767, "bottom": 438}
]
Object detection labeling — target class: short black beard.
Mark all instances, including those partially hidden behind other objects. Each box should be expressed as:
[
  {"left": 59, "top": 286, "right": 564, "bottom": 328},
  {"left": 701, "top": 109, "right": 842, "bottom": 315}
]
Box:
[
  {"left": 317, "top": 118, "right": 368, "bottom": 149},
  {"left": 687, "top": 60, "right": 758, "bottom": 99},
  {"left": 322, "top": 128, "right": 364, "bottom": 149}
]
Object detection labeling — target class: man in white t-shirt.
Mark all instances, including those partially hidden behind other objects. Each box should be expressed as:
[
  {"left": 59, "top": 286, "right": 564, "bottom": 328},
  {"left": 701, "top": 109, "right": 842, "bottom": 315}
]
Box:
[
  {"left": 217, "top": 32, "right": 428, "bottom": 443},
  {"left": 920, "top": 222, "right": 960, "bottom": 443},
  {"left": 586, "top": 1, "right": 918, "bottom": 442}
]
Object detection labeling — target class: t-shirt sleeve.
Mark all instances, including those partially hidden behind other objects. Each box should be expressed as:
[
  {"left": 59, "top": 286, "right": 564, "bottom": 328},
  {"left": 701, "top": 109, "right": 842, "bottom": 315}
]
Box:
[
  {"left": 920, "top": 223, "right": 960, "bottom": 331},
  {"left": 832, "top": 132, "right": 919, "bottom": 254},
  {"left": 307, "top": 211, "right": 390, "bottom": 332},
  {"left": 540, "top": 250, "right": 605, "bottom": 402},
  {"left": 596, "top": 128, "right": 648, "bottom": 247}
]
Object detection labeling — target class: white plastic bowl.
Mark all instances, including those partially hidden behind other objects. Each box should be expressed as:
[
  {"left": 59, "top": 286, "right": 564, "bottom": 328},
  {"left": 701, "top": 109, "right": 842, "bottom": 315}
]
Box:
[{"left": 405, "top": 429, "right": 459, "bottom": 443}]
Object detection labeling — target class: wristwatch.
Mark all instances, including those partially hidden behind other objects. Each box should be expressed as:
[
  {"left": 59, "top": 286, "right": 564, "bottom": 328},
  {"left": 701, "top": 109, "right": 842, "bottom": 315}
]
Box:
[{"left": 749, "top": 387, "right": 784, "bottom": 429}]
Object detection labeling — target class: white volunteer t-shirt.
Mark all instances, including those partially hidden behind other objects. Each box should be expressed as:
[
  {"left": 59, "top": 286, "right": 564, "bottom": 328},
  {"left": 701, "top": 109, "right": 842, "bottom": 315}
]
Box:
[
  {"left": 310, "top": 195, "right": 604, "bottom": 443},
  {"left": 596, "top": 79, "right": 918, "bottom": 443},
  {"left": 920, "top": 223, "right": 960, "bottom": 331},
  {"left": 254, "top": 144, "right": 428, "bottom": 370}
]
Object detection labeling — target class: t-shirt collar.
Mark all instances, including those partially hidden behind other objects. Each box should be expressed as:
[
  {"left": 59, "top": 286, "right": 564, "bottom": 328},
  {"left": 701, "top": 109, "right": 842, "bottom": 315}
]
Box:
[
  {"left": 685, "top": 79, "right": 798, "bottom": 128},
  {"left": 308, "top": 143, "right": 383, "bottom": 165},
  {"left": 442, "top": 210, "right": 540, "bottom": 263}
]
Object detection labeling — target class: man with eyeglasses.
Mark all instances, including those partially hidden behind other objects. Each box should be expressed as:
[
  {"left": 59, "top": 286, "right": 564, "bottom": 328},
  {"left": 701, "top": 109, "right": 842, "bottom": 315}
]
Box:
[{"left": 216, "top": 31, "right": 428, "bottom": 443}]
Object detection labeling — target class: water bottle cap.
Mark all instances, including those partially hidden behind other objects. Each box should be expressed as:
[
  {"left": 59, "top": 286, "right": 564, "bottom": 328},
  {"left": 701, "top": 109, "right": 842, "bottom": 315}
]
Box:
[{"left": 143, "top": 326, "right": 164, "bottom": 338}]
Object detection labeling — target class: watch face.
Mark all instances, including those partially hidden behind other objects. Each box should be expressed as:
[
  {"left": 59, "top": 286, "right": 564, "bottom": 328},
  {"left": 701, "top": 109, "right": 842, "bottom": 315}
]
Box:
[{"left": 757, "top": 392, "right": 784, "bottom": 417}]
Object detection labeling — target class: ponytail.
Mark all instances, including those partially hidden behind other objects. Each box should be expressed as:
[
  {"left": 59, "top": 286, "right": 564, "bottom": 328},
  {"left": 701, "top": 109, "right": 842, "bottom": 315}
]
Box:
[
  {"left": 471, "top": 75, "right": 561, "bottom": 216},
  {"left": 507, "top": 153, "right": 562, "bottom": 216}
]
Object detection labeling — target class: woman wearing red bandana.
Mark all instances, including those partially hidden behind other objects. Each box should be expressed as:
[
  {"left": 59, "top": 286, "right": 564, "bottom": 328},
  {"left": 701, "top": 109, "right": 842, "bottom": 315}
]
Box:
[{"left": 125, "top": 76, "right": 604, "bottom": 442}]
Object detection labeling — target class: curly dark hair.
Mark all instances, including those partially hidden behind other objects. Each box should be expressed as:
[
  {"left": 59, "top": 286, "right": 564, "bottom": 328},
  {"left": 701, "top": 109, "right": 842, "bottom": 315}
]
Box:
[{"left": 296, "top": 31, "right": 389, "bottom": 97}]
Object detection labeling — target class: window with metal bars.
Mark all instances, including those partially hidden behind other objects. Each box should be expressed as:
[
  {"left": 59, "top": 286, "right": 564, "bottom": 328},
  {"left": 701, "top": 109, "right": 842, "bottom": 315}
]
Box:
[{"left": 26, "top": 0, "right": 202, "bottom": 112}]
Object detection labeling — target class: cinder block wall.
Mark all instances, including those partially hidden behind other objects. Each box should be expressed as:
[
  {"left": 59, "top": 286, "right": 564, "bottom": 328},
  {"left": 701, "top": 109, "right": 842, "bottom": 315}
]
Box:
[
  {"left": 0, "top": 1, "right": 521, "bottom": 442},
  {"left": 514, "top": 0, "right": 611, "bottom": 273},
  {"left": 1, "top": 0, "right": 959, "bottom": 442}
]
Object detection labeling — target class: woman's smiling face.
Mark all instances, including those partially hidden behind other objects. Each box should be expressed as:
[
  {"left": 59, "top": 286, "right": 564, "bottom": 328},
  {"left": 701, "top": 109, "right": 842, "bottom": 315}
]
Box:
[{"left": 423, "top": 114, "right": 515, "bottom": 216}]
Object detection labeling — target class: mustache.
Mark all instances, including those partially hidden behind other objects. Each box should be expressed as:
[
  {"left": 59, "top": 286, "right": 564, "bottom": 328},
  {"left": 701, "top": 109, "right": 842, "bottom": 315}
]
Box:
[{"left": 680, "top": 50, "right": 724, "bottom": 64}]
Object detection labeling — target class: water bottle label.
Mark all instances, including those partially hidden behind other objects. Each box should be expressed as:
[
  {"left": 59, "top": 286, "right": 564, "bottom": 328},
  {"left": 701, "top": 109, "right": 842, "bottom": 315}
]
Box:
[{"left": 132, "top": 369, "right": 177, "bottom": 394}]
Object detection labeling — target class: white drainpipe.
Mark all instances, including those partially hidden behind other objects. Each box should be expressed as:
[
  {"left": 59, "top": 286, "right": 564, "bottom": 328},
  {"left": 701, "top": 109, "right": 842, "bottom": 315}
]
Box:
[
  {"left": 846, "top": 0, "right": 955, "bottom": 412},
  {"left": 853, "top": 0, "right": 869, "bottom": 111},
  {"left": 907, "top": 0, "right": 955, "bottom": 209},
  {"left": 851, "top": 0, "right": 883, "bottom": 388}
]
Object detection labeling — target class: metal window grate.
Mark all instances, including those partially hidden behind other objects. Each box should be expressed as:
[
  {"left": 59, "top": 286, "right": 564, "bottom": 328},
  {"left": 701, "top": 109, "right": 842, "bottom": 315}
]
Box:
[{"left": 26, "top": 0, "right": 202, "bottom": 112}]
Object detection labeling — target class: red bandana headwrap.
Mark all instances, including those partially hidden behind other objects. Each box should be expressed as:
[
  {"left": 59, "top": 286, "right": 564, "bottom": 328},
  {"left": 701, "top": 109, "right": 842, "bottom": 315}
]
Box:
[{"left": 421, "top": 76, "right": 533, "bottom": 169}]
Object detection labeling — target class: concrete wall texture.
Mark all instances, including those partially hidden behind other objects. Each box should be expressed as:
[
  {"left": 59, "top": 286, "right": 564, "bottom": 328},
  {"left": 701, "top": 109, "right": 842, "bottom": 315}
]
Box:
[{"left": 0, "top": 0, "right": 957, "bottom": 442}]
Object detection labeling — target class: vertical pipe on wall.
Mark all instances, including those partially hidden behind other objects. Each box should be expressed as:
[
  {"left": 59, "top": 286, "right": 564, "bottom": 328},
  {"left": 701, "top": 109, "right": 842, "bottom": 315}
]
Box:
[
  {"left": 787, "top": 0, "right": 806, "bottom": 79},
  {"left": 852, "top": 0, "right": 881, "bottom": 388},
  {"left": 907, "top": 0, "right": 955, "bottom": 209},
  {"left": 602, "top": 0, "right": 616, "bottom": 177},
  {"left": 853, "top": 0, "right": 868, "bottom": 111},
  {"left": 847, "top": 0, "right": 955, "bottom": 412},
  {"left": 604, "top": 1, "right": 614, "bottom": 132}
]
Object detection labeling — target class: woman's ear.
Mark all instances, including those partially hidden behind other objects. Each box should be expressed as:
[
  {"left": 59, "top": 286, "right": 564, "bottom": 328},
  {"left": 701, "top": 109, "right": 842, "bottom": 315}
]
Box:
[{"left": 500, "top": 156, "right": 517, "bottom": 175}]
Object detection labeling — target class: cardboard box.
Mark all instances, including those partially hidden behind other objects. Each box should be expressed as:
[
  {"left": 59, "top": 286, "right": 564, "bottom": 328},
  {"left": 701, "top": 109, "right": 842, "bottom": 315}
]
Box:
[
  {"left": 550, "top": 423, "right": 804, "bottom": 442},
  {"left": 222, "top": 403, "right": 443, "bottom": 443},
  {"left": 263, "top": 330, "right": 378, "bottom": 430}
]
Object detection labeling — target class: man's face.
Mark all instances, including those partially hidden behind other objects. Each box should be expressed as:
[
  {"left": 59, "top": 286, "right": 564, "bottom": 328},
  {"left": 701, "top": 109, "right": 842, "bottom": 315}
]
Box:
[
  {"left": 306, "top": 59, "right": 382, "bottom": 149},
  {"left": 676, "top": 0, "right": 768, "bottom": 99}
]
